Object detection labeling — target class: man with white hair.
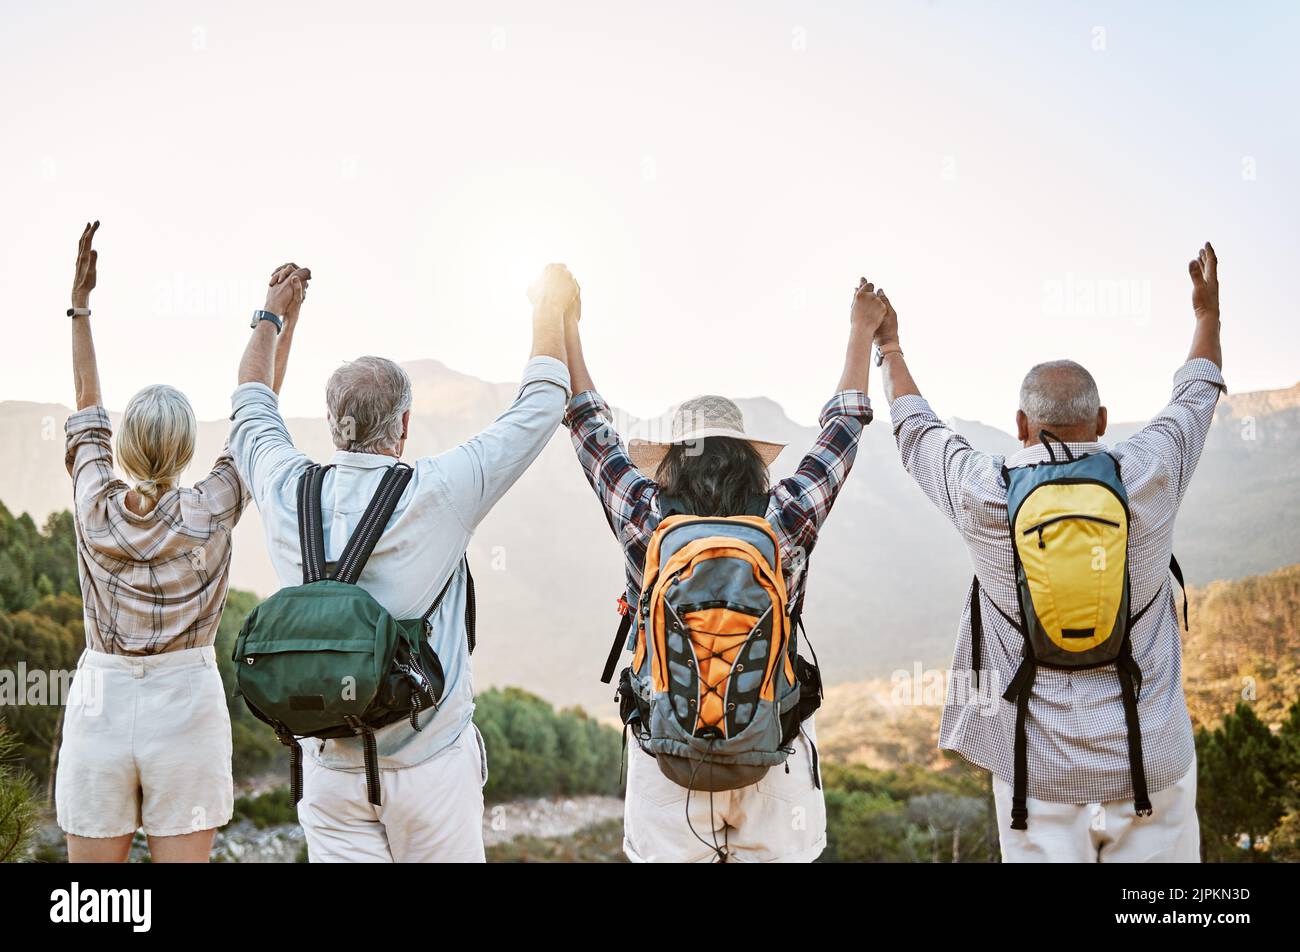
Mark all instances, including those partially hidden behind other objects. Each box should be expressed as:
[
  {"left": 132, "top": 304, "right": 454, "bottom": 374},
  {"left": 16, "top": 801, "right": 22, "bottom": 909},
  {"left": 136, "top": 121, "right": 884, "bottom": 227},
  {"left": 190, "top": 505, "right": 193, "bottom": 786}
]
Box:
[
  {"left": 230, "top": 262, "right": 577, "bottom": 862},
  {"left": 875, "top": 243, "right": 1225, "bottom": 862}
]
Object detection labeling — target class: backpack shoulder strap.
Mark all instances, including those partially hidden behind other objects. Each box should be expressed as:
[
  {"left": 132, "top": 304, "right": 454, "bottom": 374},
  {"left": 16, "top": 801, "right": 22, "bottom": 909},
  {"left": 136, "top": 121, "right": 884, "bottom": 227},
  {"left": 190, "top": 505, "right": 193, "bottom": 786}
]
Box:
[
  {"left": 297, "top": 464, "right": 332, "bottom": 584},
  {"left": 1169, "top": 553, "right": 1189, "bottom": 631},
  {"left": 1037, "top": 429, "right": 1075, "bottom": 463},
  {"left": 658, "top": 493, "right": 687, "bottom": 518},
  {"left": 421, "top": 555, "right": 476, "bottom": 653},
  {"left": 331, "top": 463, "right": 415, "bottom": 585}
]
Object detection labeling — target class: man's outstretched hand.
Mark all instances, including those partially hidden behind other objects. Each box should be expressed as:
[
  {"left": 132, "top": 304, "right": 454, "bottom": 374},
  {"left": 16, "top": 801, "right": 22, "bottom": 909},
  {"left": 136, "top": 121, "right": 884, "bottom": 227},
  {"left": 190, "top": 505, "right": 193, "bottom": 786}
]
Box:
[
  {"left": 71, "top": 221, "right": 100, "bottom": 309},
  {"left": 1189, "top": 242, "right": 1219, "bottom": 321}
]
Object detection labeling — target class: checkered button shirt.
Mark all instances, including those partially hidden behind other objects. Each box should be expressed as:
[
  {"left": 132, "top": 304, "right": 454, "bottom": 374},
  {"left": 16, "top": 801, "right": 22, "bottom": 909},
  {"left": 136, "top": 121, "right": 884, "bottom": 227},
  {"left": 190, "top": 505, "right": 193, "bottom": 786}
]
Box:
[
  {"left": 889, "top": 358, "right": 1226, "bottom": 803},
  {"left": 64, "top": 405, "right": 249, "bottom": 655},
  {"left": 564, "top": 389, "right": 873, "bottom": 611}
]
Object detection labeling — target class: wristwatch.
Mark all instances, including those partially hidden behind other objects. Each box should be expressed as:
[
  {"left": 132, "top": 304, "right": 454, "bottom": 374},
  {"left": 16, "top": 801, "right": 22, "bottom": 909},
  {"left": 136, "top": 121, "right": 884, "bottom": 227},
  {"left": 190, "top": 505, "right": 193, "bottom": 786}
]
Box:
[
  {"left": 874, "top": 343, "right": 903, "bottom": 366},
  {"left": 250, "top": 309, "right": 284, "bottom": 333},
  {"left": 67, "top": 307, "right": 91, "bottom": 318}
]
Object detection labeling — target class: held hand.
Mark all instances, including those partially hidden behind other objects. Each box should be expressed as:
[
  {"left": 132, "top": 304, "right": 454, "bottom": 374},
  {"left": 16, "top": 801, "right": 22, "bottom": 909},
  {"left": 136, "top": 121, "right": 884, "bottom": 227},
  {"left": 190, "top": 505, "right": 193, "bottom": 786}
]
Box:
[
  {"left": 527, "top": 263, "right": 579, "bottom": 318},
  {"left": 71, "top": 221, "right": 100, "bottom": 308},
  {"left": 850, "top": 276, "right": 888, "bottom": 334},
  {"left": 874, "top": 289, "right": 899, "bottom": 347},
  {"left": 1188, "top": 242, "right": 1219, "bottom": 321},
  {"left": 564, "top": 282, "right": 582, "bottom": 325},
  {"left": 265, "top": 261, "right": 309, "bottom": 319}
]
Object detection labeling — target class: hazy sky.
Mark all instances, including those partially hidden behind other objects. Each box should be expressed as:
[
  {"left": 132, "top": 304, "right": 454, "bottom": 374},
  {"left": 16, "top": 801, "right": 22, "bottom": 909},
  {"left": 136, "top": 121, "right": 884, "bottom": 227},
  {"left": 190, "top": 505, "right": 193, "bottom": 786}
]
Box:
[{"left": 2, "top": 1, "right": 1296, "bottom": 428}]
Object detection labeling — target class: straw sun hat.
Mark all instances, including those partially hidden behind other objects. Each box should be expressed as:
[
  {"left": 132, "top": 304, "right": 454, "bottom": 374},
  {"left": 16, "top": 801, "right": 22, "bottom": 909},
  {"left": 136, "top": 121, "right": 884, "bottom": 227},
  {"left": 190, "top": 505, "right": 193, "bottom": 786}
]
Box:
[{"left": 627, "top": 394, "right": 787, "bottom": 474}]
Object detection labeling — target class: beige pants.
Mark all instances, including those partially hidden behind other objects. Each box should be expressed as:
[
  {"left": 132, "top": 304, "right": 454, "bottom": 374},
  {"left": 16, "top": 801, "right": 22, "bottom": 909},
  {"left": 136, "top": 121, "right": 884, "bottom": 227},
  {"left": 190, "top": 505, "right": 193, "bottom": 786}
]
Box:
[
  {"left": 993, "top": 760, "right": 1200, "bottom": 862},
  {"left": 297, "top": 724, "right": 488, "bottom": 863},
  {"left": 623, "top": 720, "right": 826, "bottom": 863},
  {"left": 55, "top": 645, "right": 233, "bottom": 838}
]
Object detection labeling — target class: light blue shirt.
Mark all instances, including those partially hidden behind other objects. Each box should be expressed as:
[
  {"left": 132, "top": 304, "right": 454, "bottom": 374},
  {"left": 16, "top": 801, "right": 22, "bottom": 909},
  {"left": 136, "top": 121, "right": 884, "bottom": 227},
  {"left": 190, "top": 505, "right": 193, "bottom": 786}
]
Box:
[{"left": 229, "top": 356, "right": 570, "bottom": 771}]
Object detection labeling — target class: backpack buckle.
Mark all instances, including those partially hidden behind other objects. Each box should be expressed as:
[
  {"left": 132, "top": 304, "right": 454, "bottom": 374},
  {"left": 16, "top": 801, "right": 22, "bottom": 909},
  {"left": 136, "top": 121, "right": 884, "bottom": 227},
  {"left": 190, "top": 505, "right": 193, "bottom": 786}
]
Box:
[{"left": 616, "top": 595, "right": 632, "bottom": 617}]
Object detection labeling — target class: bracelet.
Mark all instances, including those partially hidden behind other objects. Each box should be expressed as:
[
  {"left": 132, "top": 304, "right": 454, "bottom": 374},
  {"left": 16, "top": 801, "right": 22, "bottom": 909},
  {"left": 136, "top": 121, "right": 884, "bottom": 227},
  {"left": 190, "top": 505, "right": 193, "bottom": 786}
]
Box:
[
  {"left": 874, "top": 343, "right": 903, "bottom": 366},
  {"left": 67, "top": 307, "right": 91, "bottom": 318}
]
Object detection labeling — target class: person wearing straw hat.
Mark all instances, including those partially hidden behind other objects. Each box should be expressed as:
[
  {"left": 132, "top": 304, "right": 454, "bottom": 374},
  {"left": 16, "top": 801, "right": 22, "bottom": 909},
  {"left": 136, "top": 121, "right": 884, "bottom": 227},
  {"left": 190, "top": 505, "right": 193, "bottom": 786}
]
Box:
[{"left": 561, "top": 277, "right": 886, "bottom": 862}]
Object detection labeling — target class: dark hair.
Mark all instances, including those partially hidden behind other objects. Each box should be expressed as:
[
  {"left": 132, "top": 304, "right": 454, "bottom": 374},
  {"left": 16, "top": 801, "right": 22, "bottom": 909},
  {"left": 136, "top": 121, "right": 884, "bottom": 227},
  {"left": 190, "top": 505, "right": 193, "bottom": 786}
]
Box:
[{"left": 655, "top": 437, "right": 769, "bottom": 516}]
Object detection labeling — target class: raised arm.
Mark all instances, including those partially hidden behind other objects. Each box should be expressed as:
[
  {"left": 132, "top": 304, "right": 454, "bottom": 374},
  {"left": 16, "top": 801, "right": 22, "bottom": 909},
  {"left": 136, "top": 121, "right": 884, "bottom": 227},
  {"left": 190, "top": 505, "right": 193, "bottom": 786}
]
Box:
[
  {"left": 563, "top": 284, "right": 595, "bottom": 396},
  {"left": 527, "top": 263, "right": 572, "bottom": 366},
  {"left": 272, "top": 264, "right": 311, "bottom": 394},
  {"left": 838, "top": 277, "right": 887, "bottom": 392},
  {"left": 873, "top": 288, "right": 921, "bottom": 404},
  {"left": 1187, "top": 242, "right": 1222, "bottom": 369},
  {"left": 766, "top": 278, "right": 883, "bottom": 550},
  {"left": 1116, "top": 243, "right": 1226, "bottom": 504},
  {"left": 436, "top": 265, "right": 575, "bottom": 529},
  {"left": 237, "top": 262, "right": 309, "bottom": 391},
  {"left": 69, "top": 221, "right": 102, "bottom": 410},
  {"left": 876, "top": 289, "right": 993, "bottom": 531}
]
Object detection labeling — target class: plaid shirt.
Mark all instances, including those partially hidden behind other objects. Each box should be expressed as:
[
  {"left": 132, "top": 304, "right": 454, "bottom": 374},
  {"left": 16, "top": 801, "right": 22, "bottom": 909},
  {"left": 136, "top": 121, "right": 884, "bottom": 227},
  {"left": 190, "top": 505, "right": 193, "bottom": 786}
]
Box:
[
  {"left": 64, "top": 406, "right": 249, "bottom": 655},
  {"left": 890, "top": 358, "right": 1226, "bottom": 803},
  {"left": 563, "top": 389, "right": 873, "bottom": 612}
]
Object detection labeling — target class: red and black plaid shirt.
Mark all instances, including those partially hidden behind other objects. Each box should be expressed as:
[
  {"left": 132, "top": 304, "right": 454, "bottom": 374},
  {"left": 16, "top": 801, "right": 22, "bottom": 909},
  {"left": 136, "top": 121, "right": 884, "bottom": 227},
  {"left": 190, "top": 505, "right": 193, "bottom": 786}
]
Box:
[{"left": 563, "top": 389, "right": 873, "bottom": 612}]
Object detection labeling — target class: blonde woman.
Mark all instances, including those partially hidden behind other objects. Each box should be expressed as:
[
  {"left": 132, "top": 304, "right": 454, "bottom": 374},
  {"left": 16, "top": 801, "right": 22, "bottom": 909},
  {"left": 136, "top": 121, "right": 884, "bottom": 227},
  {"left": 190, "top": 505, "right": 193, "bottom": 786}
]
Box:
[{"left": 56, "top": 222, "right": 302, "bottom": 862}]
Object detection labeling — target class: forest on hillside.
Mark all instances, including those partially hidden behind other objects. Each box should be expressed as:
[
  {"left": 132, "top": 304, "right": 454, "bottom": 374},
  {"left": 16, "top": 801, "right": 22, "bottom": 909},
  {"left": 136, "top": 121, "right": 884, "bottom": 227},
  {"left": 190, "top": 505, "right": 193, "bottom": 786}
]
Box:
[{"left": 2, "top": 502, "right": 1299, "bottom": 862}]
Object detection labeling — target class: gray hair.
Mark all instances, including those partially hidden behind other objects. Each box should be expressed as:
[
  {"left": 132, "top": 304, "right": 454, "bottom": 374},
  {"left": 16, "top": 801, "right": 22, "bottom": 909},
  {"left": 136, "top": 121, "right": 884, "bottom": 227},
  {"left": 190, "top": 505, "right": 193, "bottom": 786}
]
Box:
[
  {"left": 325, "top": 356, "right": 412, "bottom": 453},
  {"left": 1018, "top": 360, "right": 1100, "bottom": 426}
]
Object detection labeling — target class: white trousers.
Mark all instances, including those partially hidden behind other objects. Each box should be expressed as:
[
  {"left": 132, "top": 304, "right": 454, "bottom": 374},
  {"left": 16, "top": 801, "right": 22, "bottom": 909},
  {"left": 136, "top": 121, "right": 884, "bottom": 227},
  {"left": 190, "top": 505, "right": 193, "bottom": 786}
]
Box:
[
  {"left": 994, "top": 760, "right": 1200, "bottom": 863},
  {"left": 623, "top": 719, "right": 826, "bottom": 863},
  {"left": 297, "top": 725, "right": 488, "bottom": 863}
]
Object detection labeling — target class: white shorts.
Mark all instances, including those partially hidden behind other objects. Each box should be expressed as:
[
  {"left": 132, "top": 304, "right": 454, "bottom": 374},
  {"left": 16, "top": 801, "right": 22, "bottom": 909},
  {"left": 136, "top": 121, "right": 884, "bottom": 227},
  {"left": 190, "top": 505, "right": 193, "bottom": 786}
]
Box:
[
  {"left": 993, "top": 759, "right": 1200, "bottom": 862},
  {"left": 55, "top": 645, "right": 234, "bottom": 839},
  {"left": 297, "top": 724, "right": 488, "bottom": 863},
  {"left": 623, "top": 719, "right": 827, "bottom": 863}
]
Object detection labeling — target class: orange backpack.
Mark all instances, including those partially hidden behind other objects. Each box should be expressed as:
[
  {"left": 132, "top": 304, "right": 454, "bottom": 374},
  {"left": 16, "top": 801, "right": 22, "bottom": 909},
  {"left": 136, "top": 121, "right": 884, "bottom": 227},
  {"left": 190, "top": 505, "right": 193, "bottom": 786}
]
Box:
[{"left": 603, "top": 495, "right": 822, "bottom": 792}]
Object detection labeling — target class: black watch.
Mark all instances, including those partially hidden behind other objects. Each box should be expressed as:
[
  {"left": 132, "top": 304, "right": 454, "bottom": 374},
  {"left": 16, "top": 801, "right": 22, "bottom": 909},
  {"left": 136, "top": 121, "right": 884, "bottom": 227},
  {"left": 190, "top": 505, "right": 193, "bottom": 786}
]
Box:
[{"left": 250, "top": 309, "right": 284, "bottom": 333}]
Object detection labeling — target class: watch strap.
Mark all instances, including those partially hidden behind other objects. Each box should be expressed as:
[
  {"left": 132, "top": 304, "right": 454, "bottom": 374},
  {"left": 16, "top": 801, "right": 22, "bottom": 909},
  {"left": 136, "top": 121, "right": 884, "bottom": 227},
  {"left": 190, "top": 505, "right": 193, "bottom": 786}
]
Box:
[
  {"left": 67, "top": 307, "right": 91, "bottom": 318},
  {"left": 251, "top": 309, "right": 284, "bottom": 333}
]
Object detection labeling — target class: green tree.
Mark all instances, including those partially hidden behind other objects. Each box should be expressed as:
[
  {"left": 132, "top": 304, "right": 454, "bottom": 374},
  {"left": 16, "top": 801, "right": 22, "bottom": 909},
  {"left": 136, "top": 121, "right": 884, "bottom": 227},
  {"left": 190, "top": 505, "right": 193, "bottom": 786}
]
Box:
[
  {"left": 1196, "top": 701, "right": 1289, "bottom": 861},
  {"left": 0, "top": 726, "right": 39, "bottom": 862},
  {"left": 474, "top": 687, "right": 622, "bottom": 801}
]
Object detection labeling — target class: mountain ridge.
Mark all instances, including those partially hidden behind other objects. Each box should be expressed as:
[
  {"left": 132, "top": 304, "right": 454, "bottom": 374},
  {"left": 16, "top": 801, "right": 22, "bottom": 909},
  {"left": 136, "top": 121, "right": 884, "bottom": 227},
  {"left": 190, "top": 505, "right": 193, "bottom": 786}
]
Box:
[{"left": 3, "top": 362, "right": 1298, "bottom": 713}]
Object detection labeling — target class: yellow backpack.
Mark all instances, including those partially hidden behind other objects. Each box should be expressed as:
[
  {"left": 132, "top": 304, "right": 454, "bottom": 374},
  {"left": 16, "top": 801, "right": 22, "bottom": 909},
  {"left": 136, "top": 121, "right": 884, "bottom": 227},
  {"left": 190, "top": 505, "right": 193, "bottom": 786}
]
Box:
[{"left": 971, "top": 432, "right": 1187, "bottom": 829}]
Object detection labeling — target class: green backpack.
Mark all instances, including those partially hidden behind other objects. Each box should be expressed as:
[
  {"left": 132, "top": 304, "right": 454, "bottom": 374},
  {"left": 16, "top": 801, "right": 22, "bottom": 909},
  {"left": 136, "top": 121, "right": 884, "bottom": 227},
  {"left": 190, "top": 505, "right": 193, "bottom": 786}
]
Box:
[{"left": 233, "top": 462, "right": 473, "bottom": 806}]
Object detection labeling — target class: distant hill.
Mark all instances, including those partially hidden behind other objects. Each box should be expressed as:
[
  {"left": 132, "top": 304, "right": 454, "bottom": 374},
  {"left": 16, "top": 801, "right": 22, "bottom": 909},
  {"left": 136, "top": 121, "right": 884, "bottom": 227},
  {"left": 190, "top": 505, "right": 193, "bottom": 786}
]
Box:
[
  {"left": 1182, "top": 563, "right": 1300, "bottom": 732},
  {"left": 2, "top": 365, "right": 1297, "bottom": 714}
]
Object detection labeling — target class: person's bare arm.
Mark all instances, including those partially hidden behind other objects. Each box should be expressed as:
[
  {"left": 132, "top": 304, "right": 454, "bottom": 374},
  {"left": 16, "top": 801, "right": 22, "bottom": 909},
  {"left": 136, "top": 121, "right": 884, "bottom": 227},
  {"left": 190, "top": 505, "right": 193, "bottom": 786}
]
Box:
[
  {"left": 270, "top": 265, "right": 311, "bottom": 394},
  {"left": 839, "top": 277, "right": 888, "bottom": 392},
  {"left": 1187, "top": 242, "right": 1222, "bottom": 369},
  {"left": 872, "top": 288, "right": 920, "bottom": 403},
  {"left": 562, "top": 285, "right": 595, "bottom": 395},
  {"left": 238, "top": 263, "right": 308, "bottom": 389},
  {"left": 69, "top": 221, "right": 102, "bottom": 410},
  {"left": 527, "top": 263, "right": 574, "bottom": 365}
]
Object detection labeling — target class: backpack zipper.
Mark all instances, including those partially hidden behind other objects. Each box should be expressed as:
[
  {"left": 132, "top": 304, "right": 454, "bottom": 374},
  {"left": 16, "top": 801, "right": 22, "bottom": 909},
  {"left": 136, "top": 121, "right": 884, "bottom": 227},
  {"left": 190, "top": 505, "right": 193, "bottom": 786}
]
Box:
[{"left": 1022, "top": 513, "right": 1121, "bottom": 548}]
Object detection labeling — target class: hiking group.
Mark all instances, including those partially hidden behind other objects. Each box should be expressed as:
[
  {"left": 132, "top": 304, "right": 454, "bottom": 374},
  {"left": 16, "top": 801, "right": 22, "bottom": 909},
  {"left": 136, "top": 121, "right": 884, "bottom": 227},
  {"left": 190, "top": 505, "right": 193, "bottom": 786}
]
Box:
[{"left": 56, "top": 221, "right": 1225, "bottom": 863}]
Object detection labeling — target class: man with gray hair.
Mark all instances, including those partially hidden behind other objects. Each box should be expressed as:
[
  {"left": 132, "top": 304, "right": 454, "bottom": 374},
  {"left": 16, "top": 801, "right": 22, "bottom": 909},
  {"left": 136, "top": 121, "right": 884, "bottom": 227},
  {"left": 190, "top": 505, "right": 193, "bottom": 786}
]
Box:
[
  {"left": 230, "top": 262, "right": 577, "bottom": 862},
  {"left": 875, "top": 243, "right": 1225, "bottom": 862}
]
